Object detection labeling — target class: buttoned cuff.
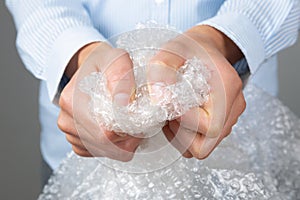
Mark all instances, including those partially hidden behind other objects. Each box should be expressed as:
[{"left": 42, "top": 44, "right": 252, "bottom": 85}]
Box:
[
  {"left": 198, "top": 13, "right": 266, "bottom": 74},
  {"left": 45, "top": 26, "right": 106, "bottom": 104}
]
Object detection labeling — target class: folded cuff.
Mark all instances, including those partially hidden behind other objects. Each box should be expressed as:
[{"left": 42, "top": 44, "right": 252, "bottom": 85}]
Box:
[
  {"left": 199, "top": 13, "right": 266, "bottom": 74},
  {"left": 45, "top": 26, "right": 106, "bottom": 104}
]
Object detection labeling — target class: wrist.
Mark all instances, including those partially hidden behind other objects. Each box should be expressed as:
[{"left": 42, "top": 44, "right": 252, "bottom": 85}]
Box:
[
  {"left": 187, "top": 25, "right": 243, "bottom": 64},
  {"left": 65, "top": 42, "right": 103, "bottom": 78}
]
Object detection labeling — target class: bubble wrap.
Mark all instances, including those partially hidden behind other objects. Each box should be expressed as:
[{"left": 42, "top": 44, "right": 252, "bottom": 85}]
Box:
[
  {"left": 79, "top": 28, "right": 210, "bottom": 135},
  {"left": 39, "top": 85, "right": 300, "bottom": 200},
  {"left": 76, "top": 24, "right": 212, "bottom": 173}
]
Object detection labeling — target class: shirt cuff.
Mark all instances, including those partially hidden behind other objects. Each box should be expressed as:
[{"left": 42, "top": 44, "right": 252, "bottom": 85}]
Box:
[
  {"left": 198, "top": 13, "right": 266, "bottom": 74},
  {"left": 45, "top": 26, "right": 106, "bottom": 104}
]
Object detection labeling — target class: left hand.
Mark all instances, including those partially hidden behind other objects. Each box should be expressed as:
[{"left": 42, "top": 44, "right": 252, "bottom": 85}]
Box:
[
  {"left": 58, "top": 42, "right": 142, "bottom": 161},
  {"left": 147, "top": 25, "right": 246, "bottom": 159}
]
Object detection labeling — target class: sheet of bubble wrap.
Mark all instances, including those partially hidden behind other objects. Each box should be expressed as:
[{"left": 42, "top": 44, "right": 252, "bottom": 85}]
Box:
[{"left": 39, "top": 84, "right": 300, "bottom": 200}]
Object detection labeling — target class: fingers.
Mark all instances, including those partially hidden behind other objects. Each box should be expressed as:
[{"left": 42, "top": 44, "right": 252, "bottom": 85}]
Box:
[
  {"left": 195, "top": 93, "right": 245, "bottom": 157},
  {"left": 146, "top": 37, "right": 188, "bottom": 102},
  {"left": 146, "top": 35, "right": 196, "bottom": 84},
  {"left": 146, "top": 54, "right": 180, "bottom": 103},
  {"left": 195, "top": 105, "right": 242, "bottom": 159},
  {"left": 175, "top": 60, "right": 244, "bottom": 139},
  {"left": 84, "top": 135, "right": 141, "bottom": 161},
  {"left": 57, "top": 110, "right": 77, "bottom": 135},
  {"left": 168, "top": 119, "right": 222, "bottom": 159},
  {"left": 168, "top": 120, "right": 208, "bottom": 159},
  {"left": 65, "top": 127, "right": 141, "bottom": 160},
  {"left": 65, "top": 133, "right": 86, "bottom": 147},
  {"left": 163, "top": 125, "right": 193, "bottom": 158},
  {"left": 175, "top": 105, "right": 210, "bottom": 135},
  {"left": 58, "top": 43, "right": 141, "bottom": 160},
  {"left": 147, "top": 33, "right": 207, "bottom": 87},
  {"left": 167, "top": 91, "right": 246, "bottom": 159},
  {"left": 70, "top": 43, "right": 136, "bottom": 107},
  {"left": 71, "top": 145, "right": 92, "bottom": 157},
  {"left": 102, "top": 49, "right": 135, "bottom": 106},
  {"left": 148, "top": 51, "right": 184, "bottom": 84},
  {"left": 222, "top": 92, "right": 246, "bottom": 138},
  {"left": 154, "top": 33, "right": 205, "bottom": 61},
  {"left": 59, "top": 103, "right": 142, "bottom": 160},
  {"left": 175, "top": 96, "right": 224, "bottom": 138},
  {"left": 147, "top": 35, "right": 228, "bottom": 139},
  {"left": 115, "top": 137, "right": 142, "bottom": 153}
]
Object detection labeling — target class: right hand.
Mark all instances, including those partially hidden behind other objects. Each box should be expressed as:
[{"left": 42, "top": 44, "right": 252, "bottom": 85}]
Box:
[
  {"left": 58, "top": 42, "right": 142, "bottom": 161},
  {"left": 147, "top": 26, "right": 246, "bottom": 159}
]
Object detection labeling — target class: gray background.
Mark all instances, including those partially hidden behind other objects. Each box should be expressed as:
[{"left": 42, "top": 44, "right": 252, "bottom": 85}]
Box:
[{"left": 0, "top": 2, "right": 299, "bottom": 199}]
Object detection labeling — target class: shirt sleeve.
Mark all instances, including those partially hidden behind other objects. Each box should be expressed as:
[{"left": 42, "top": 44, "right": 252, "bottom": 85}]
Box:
[
  {"left": 199, "top": 0, "right": 300, "bottom": 74},
  {"left": 6, "top": 0, "right": 106, "bottom": 103}
]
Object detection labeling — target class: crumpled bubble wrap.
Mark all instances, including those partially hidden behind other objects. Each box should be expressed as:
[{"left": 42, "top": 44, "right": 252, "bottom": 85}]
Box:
[
  {"left": 79, "top": 27, "right": 210, "bottom": 135},
  {"left": 39, "top": 85, "right": 300, "bottom": 200},
  {"left": 76, "top": 24, "right": 211, "bottom": 172}
]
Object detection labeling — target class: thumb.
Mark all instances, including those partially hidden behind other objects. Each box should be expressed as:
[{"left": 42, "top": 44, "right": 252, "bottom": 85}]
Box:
[
  {"left": 147, "top": 50, "right": 185, "bottom": 102},
  {"left": 102, "top": 48, "right": 135, "bottom": 106}
]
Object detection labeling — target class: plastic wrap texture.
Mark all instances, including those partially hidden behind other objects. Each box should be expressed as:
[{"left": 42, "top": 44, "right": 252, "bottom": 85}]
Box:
[
  {"left": 79, "top": 27, "right": 210, "bottom": 135},
  {"left": 39, "top": 25, "right": 300, "bottom": 199},
  {"left": 39, "top": 85, "right": 300, "bottom": 199}
]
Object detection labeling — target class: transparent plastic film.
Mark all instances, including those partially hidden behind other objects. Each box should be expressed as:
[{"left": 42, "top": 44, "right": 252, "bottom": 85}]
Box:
[
  {"left": 40, "top": 84, "right": 300, "bottom": 200},
  {"left": 79, "top": 57, "right": 211, "bottom": 136}
]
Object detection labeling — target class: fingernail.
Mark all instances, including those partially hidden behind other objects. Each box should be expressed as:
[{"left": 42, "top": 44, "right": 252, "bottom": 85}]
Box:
[{"left": 114, "top": 93, "right": 130, "bottom": 106}]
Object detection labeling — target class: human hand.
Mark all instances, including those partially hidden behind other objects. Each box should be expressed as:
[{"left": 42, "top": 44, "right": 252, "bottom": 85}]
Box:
[
  {"left": 147, "top": 26, "right": 246, "bottom": 159},
  {"left": 58, "top": 42, "right": 142, "bottom": 161}
]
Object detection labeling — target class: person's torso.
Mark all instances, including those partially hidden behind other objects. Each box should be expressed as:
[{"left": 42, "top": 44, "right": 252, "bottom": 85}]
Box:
[{"left": 82, "top": 0, "right": 224, "bottom": 38}]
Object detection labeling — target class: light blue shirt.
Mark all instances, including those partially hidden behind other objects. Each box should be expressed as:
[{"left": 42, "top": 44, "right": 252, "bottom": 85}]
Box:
[{"left": 6, "top": 0, "right": 300, "bottom": 169}]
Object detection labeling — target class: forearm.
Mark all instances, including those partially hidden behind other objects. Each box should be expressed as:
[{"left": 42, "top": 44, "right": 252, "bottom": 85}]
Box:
[
  {"left": 6, "top": 0, "right": 105, "bottom": 102},
  {"left": 198, "top": 0, "right": 300, "bottom": 73}
]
